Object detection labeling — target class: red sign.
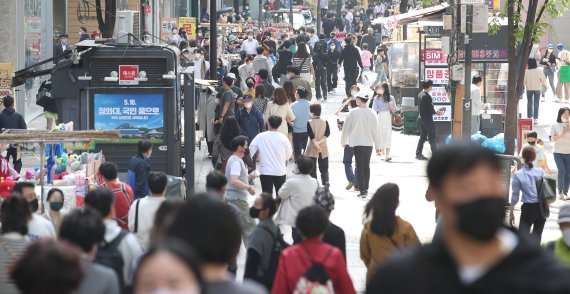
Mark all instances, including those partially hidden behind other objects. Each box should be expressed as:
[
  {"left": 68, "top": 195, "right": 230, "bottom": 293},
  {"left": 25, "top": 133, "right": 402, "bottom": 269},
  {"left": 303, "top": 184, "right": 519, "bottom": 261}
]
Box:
[
  {"left": 144, "top": 4, "right": 152, "bottom": 15},
  {"left": 425, "top": 68, "right": 449, "bottom": 85},
  {"left": 517, "top": 118, "right": 533, "bottom": 154},
  {"left": 421, "top": 49, "right": 448, "bottom": 66},
  {"left": 119, "top": 65, "right": 139, "bottom": 85}
]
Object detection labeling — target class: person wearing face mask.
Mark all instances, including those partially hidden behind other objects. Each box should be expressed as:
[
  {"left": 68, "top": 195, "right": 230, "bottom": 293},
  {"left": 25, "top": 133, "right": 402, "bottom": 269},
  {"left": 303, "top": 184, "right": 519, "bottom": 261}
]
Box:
[
  {"left": 336, "top": 85, "right": 360, "bottom": 191},
  {"left": 367, "top": 143, "right": 570, "bottom": 294},
  {"left": 244, "top": 193, "right": 280, "bottom": 289},
  {"left": 370, "top": 83, "right": 395, "bottom": 161},
  {"left": 339, "top": 37, "right": 363, "bottom": 96},
  {"left": 42, "top": 188, "right": 65, "bottom": 235},
  {"left": 54, "top": 33, "right": 69, "bottom": 64},
  {"left": 550, "top": 107, "right": 570, "bottom": 200},
  {"left": 243, "top": 77, "right": 256, "bottom": 97},
  {"left": 519, "top": 131, "right": 551, "bottom": 175},
  {"left": 14, "top": 182, "right": 56, "bottom": 239},
  {"left": 544, "top": 203, "right": 570, "bottom": 267},
  {"left": 509, "top": 147, "right": 547, "bottom": 244},
  {"left": 239, "top": 55, "right": 256, "bottom": 90},
  {"left": 416, "top": 80, "right": 444, "bottom": 160},
  {"left": 326, "top": 35, "right": 340, "bottom": 91},
  {"left": 236, "top": 95, "right": 266, "bottom": 170},
  {"left": 168, "top": 27, "right": 182, "bottom": 46},
  {"left": 540, "top": 44, "right": 557, "bottom": 100},
  {"left": 242, "top": 32, "right": 260, "bottom": 55}
]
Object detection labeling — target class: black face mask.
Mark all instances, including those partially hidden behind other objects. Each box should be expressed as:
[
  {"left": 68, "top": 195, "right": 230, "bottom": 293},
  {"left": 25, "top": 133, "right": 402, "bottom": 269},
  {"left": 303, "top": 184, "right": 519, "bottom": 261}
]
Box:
[
  {"left": 455, "top": 197, "right": 505, "bottom": 241},
  {"left": 30, "top": 198, "right": 39, "bottom": 213},
  {"left": 528, "top": 141, "right": 536, "bottom": 145},
  {"left": 247, "top": 82, "right": 254, "bottom": 88},
  {"left": 249, "top": 206, "right": 261, "bottom": 219}
]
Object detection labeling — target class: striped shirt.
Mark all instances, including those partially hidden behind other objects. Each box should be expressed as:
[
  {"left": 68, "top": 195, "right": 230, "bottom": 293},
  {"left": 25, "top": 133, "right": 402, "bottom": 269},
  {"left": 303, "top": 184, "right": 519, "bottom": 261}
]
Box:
[
  {"left": 293, "top": 56, "right": 312, "bottom": 73},
  {"left": 0, "top": 234, "right": 30, "bottom": 294}
]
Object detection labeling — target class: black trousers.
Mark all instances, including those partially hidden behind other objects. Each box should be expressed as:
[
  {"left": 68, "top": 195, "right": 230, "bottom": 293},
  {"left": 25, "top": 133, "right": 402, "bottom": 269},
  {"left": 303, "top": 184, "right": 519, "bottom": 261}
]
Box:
[
  {"left": 315, "top": 66, "right": 328, "bottom": 99},
  {"left": 292, "top": 132, "right": 308, "bottom": 160},
  {"left": 354, "top": 146, "right": 373, "bottom": 193},
  {"left": 309, "top": 155, "right": 329, "bottom": 184},
  {"left": 260, "top": 175, "right": 286, "bottom": 197},
  {"left": 327, "top": 64, "right": 338, "bottom": 89},
  {"left": 344, "top": 68, "right": 359, "bottom": 96},
  {"left": 416, "top": 119, "right": 437, "bottom": 156},
  {"left": 6, "top": 147, "right": 21, "bottom": 173},
  {"left": 520, "top": 203, "right": 546, "bottom": 244}
]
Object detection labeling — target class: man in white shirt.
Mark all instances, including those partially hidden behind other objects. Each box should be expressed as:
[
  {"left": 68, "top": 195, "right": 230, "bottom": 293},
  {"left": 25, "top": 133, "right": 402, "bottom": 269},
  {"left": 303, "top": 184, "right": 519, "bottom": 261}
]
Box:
[
  {"left": 14, "top": 182, "right": 56, "bottom": 239},
  {"left": 471, "top": 76, "right": 483, "bottom": 135},
  {"left": 128, "top": 172, "right": 167, "bottom": 250},
  {"left": 341, "top": 91, "right": 381, "bottom": 198},
  {"left": 249, "top": 115, "right": 293, "bottom": 197},
  {"left": 242, "top": 32, "right": 260, "bottom": 55}
]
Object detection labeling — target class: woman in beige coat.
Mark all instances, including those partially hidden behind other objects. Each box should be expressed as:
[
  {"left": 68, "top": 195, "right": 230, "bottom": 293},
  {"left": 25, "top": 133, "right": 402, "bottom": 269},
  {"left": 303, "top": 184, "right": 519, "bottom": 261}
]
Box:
[
  {"left": 264, "top": 87, "right": 295, "bottom": 137},
  {"left": 360, "top": 183, "right": 420, "bottom": 283}
]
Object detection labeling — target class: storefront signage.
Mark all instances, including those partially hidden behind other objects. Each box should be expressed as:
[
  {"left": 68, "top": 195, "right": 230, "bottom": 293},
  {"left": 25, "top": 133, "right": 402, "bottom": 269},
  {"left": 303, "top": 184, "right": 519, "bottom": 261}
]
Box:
[
  {"left": 160, "top": 18, "right": 178, "bottom": 42},
  {"left": 425, "top": 68, "right": 449, "bottom": 85},
  {"left": 421, "top": 49, "right": 448, "bottom": 66},
  {"left": 119, "top": 65, "right": 139, "bottom": 85},
  {"left": 179, "top": 17, "right": 197, "bottom": 37},
  {"left": 0, "top": 63, "right": 14, "bottom": 99},
  {"left": 517, "top": 118, "right": 533, "bottom": 153},
  {"left": 425, "top": 26, "right": 443, "bottom": 36},
  {"left": 458, "top": 49, "right": 508, "bottom": 60},
  {"left": 433, "top": 104, "right": 452, "bottom": 122},
  {"left": 94, "top": 93, "right": 164, "bottom": 143},
  {"left": 431, "top": 86, "right": 449, "bottom": 103}
]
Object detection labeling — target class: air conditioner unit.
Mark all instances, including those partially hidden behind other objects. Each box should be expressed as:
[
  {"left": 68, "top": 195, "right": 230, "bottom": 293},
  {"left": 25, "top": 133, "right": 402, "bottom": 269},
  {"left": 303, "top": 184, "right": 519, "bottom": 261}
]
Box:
[{"left": 115, "top": 10, "right": 141, "bottom": 44}]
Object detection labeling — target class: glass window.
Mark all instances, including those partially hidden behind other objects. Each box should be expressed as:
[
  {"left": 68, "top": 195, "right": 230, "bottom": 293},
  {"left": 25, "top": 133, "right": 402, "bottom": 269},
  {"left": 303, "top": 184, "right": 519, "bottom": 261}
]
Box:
[{"left": 485, "top": 62, "right": 508, "bottom": 113}]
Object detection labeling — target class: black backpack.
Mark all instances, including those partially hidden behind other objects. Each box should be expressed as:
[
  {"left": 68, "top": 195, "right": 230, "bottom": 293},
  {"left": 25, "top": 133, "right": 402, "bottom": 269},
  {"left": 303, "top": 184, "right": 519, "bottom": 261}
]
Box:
[
  {"left": 294, "top": 246, "right": 335, "bottom": 293},
  {"left": 94, "top": 230, "right": 128, "bottom": 290},
  {"left": 260, "top": 226, "right": 289, "bottom": 289}
]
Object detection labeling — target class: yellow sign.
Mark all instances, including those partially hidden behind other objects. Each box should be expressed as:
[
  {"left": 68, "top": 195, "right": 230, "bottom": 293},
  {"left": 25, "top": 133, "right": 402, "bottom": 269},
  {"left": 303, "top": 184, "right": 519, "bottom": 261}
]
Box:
[
  {"left": 0, "top": 63, "right": 14, "bottom": 99},
  {"left": 179, "top": 17, "right": 197, "bottom": 38}
]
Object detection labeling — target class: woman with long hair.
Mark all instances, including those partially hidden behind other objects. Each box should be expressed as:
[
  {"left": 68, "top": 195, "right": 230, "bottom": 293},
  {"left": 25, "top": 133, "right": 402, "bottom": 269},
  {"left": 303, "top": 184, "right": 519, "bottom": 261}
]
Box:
[
  {"left": 264, "top": 88, "right": 295, "bottom": 137},
  {"left": 254, "top": 84, "right": 269, "bottom": 114},
  {"left": 212, "top": 117, "right": 242, "bottom": 171},
  {"left": 371, "top": 83, "right": 396, "bottom": 161},
  {"left": 283, "top": 81, "right": 296, "bottom": 103},
  {"left": 360, "top": 183, "right": 420, "bottom": 283},
  {"left": 550, "top": 107, "right": 570, "bottom": 200},
  {"left": 293, "top": 42, "right": 314, "bottom": 84}
]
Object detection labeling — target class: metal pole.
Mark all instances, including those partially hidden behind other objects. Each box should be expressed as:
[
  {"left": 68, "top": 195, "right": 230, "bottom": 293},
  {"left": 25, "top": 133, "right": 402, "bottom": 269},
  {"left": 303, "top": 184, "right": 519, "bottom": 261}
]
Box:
[
  {"left": 39, "top": 143, "right": 45, "bottom": 214},
  {"left": 183, "top": 73, "right": 196, "bottom": 197},
  {"left": 462, "top": 4, "right": 473, "bottom": 139},
  {"left": 209, "top": 0, "right": 217, "bottom": 80},
  {"left": 317, "top": 0, "right": 321, "bottom": 35},
  {"left": 259, "top": 0, "right": 263, "bottom": 29},
  {"left": 289, "top": 0, "right": 293, "bottom": 28}
]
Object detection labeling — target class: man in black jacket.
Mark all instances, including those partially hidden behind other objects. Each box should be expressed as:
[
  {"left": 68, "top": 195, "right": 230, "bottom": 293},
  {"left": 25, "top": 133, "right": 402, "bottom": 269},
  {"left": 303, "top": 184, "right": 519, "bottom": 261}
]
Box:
[
  {"left": 322, "top": 14, "right": 337, "bottom": 38},
  {"left": 338, "top": 37, "right": 363, "bottom": 96},
  {"left": 274, "top": 40, "right": 293, "bottom": 85},
  {"left": 313, "top": 186, "right": 346, "bottom": 259},
  {"left": 0, "top": 96, "right": 26, "bottom": 172},
  {"left": 368, "top": 143, "right": 570, "bottom": 294},
  {"left": 415, "top": 80, "right": 442, "bottom": 160}
]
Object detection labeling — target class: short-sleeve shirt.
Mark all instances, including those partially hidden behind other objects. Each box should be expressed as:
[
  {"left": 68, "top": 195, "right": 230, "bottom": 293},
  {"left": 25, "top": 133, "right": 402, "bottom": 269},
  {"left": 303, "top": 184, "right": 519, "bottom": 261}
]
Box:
[
  {"left": 293, "top": 56, "right": 312, "bottom": 73},
  {"left": 550, "top": 123, "right": 570, "bottom": 154},
  {"left": 221, "top": 88, "right": 236, "bottom": 118},
  {"left": 519, "top": 143, "right": 545, "bottom": 167}
]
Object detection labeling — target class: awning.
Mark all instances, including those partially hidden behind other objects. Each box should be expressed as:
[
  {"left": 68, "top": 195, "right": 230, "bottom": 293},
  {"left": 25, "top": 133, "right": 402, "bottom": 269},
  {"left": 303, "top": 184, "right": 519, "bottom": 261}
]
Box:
[{"left": 372, "top": 3, "right": 450, "bottom": 26}]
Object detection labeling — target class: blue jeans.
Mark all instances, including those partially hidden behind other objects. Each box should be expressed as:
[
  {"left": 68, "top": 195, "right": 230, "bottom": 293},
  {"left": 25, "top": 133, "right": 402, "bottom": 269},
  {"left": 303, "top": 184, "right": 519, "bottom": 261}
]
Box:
[
  {"left": 343, "top": 145, "right": 357, "bottom": 185},
  {"left": 554, "top": 153, "right": 570, "bottom": 194},
  {"left": 526, "top": 90, "right": 540, "bottom": 119}
]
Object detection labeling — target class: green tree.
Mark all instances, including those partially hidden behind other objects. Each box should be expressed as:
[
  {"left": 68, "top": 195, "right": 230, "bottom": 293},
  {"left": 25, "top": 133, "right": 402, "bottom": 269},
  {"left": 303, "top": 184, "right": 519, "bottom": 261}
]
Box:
[{"left": 96, "top": 0, "right": 117, "bottom": 38}]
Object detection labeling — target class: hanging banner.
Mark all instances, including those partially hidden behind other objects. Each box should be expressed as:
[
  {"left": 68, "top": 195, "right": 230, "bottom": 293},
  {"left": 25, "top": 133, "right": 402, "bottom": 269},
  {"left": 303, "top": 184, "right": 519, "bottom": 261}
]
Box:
[
  {"left": 425, "top": 68, "right": 449, "bottom": 85},
  {"left": 431, "top": 86, "right": 449, "bottom": 103},
  {"left": 433, "top": 104, "right": 452, "bottom": 122},
  {"left": 179, "top": 17, "right": 197, "bottom": 37},
  {"left": 0, "top": 63, "right": 14, "bottom": 99},
  {"left": 421, "top": 49, "right": 448, "bottom": 66},
  {"left": 160, "top": 18, "right": 178, "bottom": 43}
]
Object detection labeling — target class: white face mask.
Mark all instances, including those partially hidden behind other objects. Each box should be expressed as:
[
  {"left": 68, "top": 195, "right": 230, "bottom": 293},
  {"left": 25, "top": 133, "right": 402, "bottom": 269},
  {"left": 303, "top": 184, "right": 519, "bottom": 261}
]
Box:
[
  {"left": 563, "top": 117, "right": 569, "bottom": 123},
  {"left": 245, "top": 102, "right": 253, "bottom": 108},
  {"left": 351, "top": 91, "right": 359, "bottom": 97},
  {"left": 563, "top": 228, "right": 570, "bottom": 247}
]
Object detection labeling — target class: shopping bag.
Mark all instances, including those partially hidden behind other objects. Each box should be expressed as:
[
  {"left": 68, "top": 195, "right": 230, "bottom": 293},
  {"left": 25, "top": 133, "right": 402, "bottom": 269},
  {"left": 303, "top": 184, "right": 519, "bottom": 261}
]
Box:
[{"left": 560, "top": 65, "right": 570, "bottom": 83}]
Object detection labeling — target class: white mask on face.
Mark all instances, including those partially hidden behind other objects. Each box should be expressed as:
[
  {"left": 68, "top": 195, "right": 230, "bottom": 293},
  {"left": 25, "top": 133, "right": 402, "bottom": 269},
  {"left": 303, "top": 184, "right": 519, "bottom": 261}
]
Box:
[
  {"left": 245, "top": 102, "right": 253, "bottom": 108},
  {"left": 351, "top": 90, "right": 358, "bottom": 97},
  {"left": 563, "top": 118, "right": 569, "bottom": 123},
  {"left": 563, "top": 228, "right": 570, "bottom": 247}
]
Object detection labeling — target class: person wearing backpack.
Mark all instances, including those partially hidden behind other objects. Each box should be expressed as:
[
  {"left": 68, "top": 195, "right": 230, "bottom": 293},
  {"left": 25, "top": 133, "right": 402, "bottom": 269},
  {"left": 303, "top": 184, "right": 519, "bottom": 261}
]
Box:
[
  {"left": 272, "top": 206, "right": 356, "bottom": 294},
  {"left": 245, "top": 193, "right": 287, "bottom": 289},
  {"left": 543, "top": 203, "right": 570, "bottom": 267},
  {"left": 85, "top": 187, "right": 144, "bottom": 291},
  {"left": 99, "top": 162, "right": 134, "bottom": 230}
]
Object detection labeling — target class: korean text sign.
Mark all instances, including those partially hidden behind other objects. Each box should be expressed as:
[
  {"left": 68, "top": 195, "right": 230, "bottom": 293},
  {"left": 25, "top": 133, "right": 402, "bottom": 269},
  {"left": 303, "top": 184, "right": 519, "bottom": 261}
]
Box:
[
  {"left": 431, "top": 86, "right": 449, "bottom": 103},
  {"left": 425, "top": 68, "right": 449, "bottom": 85},
  {"left": 433, "top": 104, "right": 452, "bottom": 122},
  {"left": 94, "top": 94, "right": 164, "bottom": 143},
  {"left": 119, "top": 65, "right": 139, "bottom": 85}
]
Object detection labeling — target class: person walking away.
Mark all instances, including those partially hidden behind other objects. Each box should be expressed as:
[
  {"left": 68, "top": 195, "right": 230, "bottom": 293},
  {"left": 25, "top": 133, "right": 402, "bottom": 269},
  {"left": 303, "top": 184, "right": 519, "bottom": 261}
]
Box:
[
  {"left": 293, "top": 42, "right": 315, "bottom": 88},
  {"left": 360, "top": 43, "right": 373, "bottom": 83},
  {"left": 524, "top": 58, "right": 546, "bottom": 124},
  {"left": 543, "top": 203, "right": 570, "bottom": 267},
  {"left": 0, "top": 196, "right": 32, "bottom": 294},
  {"left": 272, "top": 206, "right": 356, "bottom": 294},
  {"left": 287, "top": 66, "right": 313, "bottom": 100},
  {"left": 371, "top": 83, "right": 395, "bottom": 161},
  {"left": 519, "top": 131, "right": 551, "bottom": 175},
  {"left": 166, "top": 195, "right": 267, "bottom": 293},
  {"left": 339, "top": 37, "right": 363, "bottom": 96},
  {"left": 14, "top": 182, "right": 56, "bottom": 239},
  {"left": 557, "top": 43, "right": 570, "bottom": 102},
  {"left": 326, "top": 36, "right": 340, "bottom": 90},
  {"left": 510, "top": 147, "right": 547, "bottom": 244},
  {"left": 99, "top": 162, "right": 134, "bottom": 230},
  {"left": 212, "top": 117, "right": 246, "bottom": 172},
  {"left": 85, "top": 187, "right": 144, "bottom": 291},
  {"left": 239, "top": 55, "right": 255, "bottom": 90},
  {"left": 219, "top": 76, "right": 237, "bottom": 123},
  {"left": 274, "top": 40, "right": 293, "bottom": 85},
  {"left": 258, "top": 69, "right": 275, "bottom": 98},
  {"left": 290, "top": 87, "right": 311, "bottom": 160},
  {"left": 128, "top": 140, "right": 152, "bottom": 200},
  {"left": 471, "top": 76, "right": 483, "bottom": 134},
  {"left": 242, "top": 32, "right": 260, "bottom": 55},
  {"left": 336, "top": 85, "right": 360, "bottom": 191},
  {"left": 306, "top": 103, "right": 331, "bottom": 186},
  {"left": 250, "top": 116, "right": 293, "bottom": 197},
  {"left": 362, "top": 28, "right": 378, "bottom": 60},
  {"left": 253, "top": 47, "right": 272, "bottom": 82},
  {"left": 59, "top": 208, "right": 121, "bottom": 294},
  {"left": 264, "top": 88, "right": 296, "bottom": 137},
  {"left": 322, "top": 14, "right": 337, "bottom": 38},
  {"left": 367, "top": 143, "right": 570, "bottom": 294},
  {"left": 345, "top": 9, "right": 354, "bottom": 33},
  {"left": 540, "top": 44, "right": 557, "bottom": 101},
  {"left": 416, "top": 80, "right": 443, "bottom": 160},
  {"left": 225, "top": 136, "right": 257, "bottom": 246},
  {"left": 0, "top": 96, "right": 26, "bottom": 173},
  {"left": 313, "top": 187, "right": 347, "bottom": 258},
  {"left": 361, "top": 183, "right": 420, "bottom": 283},
  {"left": 128, "top": 172, "right": 167, "bottom": 250},
  {"left": 42, "top": 188, "right": 65, "bottom": 235},
  {"left": 373, "top": 48, "right": 388, "bottom": 87},
  {"left": 341, "top": 91, "right": 381, "bottom": 198},
  {"left": 313, "top": 42, "right": 330, "bottom": 101},
  {"left": 244, "top": 193, "right": 281, "bottom": 289},
  {"left": 550, "top": 107, "right": 570, "bottom": 200}
]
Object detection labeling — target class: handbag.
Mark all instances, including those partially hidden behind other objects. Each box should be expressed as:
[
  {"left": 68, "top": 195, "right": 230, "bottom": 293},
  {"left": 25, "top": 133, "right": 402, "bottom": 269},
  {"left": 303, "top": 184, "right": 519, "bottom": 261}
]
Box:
[
  {"left": 536, "top": 177, "right": 556, "bottom": 218},
  {"left": 560, "top": 65, "right": 570, "bottom": 83}
]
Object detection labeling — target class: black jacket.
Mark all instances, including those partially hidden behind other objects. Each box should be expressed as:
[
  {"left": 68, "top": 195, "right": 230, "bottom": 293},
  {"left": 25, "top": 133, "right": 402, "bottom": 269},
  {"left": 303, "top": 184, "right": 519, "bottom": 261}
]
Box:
[
  {"left": 322, "top": 19, "right": 337, "bottom": 36},
  {"left": 367, "top": 231, "right": 570, "bottom": 294},
  {"left": 0, "top": 108, "right": 26, "bottom": 131},
  {"left": 327, "top": 51, "right": 340, "bottom": 67},
  {"left": 361, "top": 34, "right": 378, "bottom": 54},
  {"left": 323, "top": 221, "right": 346, "bottom": 259},
  {"left": 275, "top": 50, "right": 293, "bottom": 76},
  {"left": 418, "top": 91, "right": 435, "bottom": 122},
  {"left": 339, "top": 44, "right": 363, "bottom": 72}
]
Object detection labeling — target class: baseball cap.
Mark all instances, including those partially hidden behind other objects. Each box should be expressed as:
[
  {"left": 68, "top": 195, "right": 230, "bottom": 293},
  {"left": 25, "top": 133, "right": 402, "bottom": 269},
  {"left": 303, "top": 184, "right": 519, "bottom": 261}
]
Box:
[
  {"left": 227, "top": 73, "right": 237, "bottom": 80},
  {"left": 243, "top": 94, "right": 253, "bottom": 101},
  {"left": 356, "top": 90, "right": 372, "bottom": 100},
  {"left": 559, "top": 203, "right": 570, "bottom": 224},
  {"left": 314, "top": 187, "right": 335, "bottom": 212},
  {"left": 0, "top": 179, "right": 15, "bottom": 199},
  {"left": 548, "top": 43, "right": 554, "bottom": 49}
]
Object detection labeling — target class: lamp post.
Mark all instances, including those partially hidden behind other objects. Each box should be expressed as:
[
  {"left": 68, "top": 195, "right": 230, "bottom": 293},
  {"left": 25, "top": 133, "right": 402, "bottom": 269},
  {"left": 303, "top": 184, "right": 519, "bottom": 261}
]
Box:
[{"left": 461, "top": 4, "right": 473, "bottom": 138}]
